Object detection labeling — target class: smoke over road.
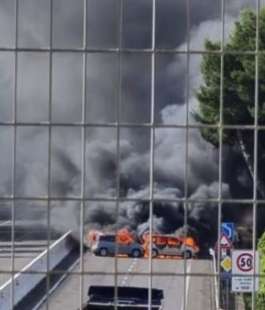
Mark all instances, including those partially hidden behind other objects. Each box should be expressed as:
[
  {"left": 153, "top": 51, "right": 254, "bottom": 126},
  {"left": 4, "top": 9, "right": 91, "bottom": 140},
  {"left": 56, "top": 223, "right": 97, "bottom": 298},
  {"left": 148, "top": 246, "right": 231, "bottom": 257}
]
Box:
[
  {"left": 0, "top": 0, "right": 262, "bottom": 247},
  {"left": 78, "top": 107, "right": 231, "bottom": 249}
]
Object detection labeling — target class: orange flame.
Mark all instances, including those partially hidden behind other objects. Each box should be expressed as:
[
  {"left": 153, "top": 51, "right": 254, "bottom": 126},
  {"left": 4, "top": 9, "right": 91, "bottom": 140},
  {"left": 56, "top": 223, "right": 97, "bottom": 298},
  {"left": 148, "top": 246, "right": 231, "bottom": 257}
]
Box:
[
  {"left": 85, "top": 229, "right": 103, "bottom": 247},
  {"left": 116, "top": 228, "right": 135, "bottom": 245}
]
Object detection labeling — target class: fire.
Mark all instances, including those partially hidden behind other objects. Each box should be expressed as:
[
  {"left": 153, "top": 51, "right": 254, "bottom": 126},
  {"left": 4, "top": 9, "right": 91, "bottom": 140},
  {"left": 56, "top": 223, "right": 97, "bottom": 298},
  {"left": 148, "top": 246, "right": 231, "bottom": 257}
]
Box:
[
  {"left": 85, "top": 229, "right": 103, "bottom": 247},
  {"left": 86, "top": 227, "right": 199, "bottom": 259},
  {"left": 116, "top": 228, "right": 135, "bottom": 245},
  {"left": 85, "top": 227, "right": 135, "bottom": 247},
  {"left": 142, "top": 233, "right": 199, "bottom": 258},
  {"left": 183, "top": 237, "right": 198, "bottom": 249}
]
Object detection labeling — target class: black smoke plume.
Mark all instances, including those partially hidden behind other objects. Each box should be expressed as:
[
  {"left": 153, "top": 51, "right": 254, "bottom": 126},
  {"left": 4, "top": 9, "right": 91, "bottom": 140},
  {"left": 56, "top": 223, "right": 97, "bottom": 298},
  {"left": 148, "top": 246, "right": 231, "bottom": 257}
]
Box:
[{"left": 0, "top": 0, "right": 261, "bottom": 249}]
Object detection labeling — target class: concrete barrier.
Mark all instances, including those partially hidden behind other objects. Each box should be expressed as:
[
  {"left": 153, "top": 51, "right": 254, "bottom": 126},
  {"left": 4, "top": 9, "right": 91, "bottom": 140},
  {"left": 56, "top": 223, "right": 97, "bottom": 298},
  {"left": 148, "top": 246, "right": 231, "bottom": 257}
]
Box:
[{"left": 0, "top": 231, "right": 75, "bottom": 310}]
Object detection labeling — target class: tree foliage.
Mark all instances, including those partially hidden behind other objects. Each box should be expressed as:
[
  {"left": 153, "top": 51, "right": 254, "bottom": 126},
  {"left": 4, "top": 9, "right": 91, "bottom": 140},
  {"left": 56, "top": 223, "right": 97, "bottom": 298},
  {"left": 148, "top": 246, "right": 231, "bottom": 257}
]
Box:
[
  {"left": 258, "top": 231, "right": 265, "bottom": 291},
  {"left": 196, "top": 8, "right": 265, "bottom": 145},
  {"left": 243, "top": 231, "right": 265, "bottom": 309},
  {"left": 254, "top": 232, "right": 265, "bottom": 309},
  {"left": 196, "top": 8, "right": 265, "bottom": 197},
  {"left": 197, "top": 8, "right": 265, "bottom": 307}
]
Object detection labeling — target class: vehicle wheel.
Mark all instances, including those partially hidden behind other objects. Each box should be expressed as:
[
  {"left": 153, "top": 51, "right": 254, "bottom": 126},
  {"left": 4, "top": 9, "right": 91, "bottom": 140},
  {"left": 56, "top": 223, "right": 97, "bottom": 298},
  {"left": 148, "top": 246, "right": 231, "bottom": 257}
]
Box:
[
  {"left": 131, "top": 249, "right": 142, "bottom": 258},
  {"left": 99, "top": 248, "right": 108, "bottom": 257},
  {"left": 183, "top": 250, "right": 192, "bottom": 259},
  {"left": 152, "top": 249, "right": 158, "bottom": 258}
]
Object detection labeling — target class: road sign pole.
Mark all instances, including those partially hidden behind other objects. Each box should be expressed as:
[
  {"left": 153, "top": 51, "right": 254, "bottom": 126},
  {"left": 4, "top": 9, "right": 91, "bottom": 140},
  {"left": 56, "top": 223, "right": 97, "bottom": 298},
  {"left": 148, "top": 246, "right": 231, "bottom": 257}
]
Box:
[{"left": 226, "top": 278, "right": 229, "bottom": 310}]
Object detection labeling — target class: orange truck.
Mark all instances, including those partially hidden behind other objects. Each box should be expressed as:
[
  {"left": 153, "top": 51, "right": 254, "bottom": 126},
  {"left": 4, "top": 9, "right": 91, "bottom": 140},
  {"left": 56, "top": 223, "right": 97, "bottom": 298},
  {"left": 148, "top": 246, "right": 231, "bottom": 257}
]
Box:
[{"left": 142, "top": 233, "right": 199, "bottom": 258}]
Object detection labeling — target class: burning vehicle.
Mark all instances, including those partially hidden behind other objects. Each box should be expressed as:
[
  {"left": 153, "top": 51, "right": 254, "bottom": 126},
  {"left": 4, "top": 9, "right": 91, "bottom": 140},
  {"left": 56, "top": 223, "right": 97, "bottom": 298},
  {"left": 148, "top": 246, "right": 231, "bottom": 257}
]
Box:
[
  {"left": 86, "top": 228, "right": 199, "bottom": 259},
  {"left": 86, "top": 228, "right": 137, "bottom": 248},
  {"left": 88, "top": 228, "right": 144, "bottom": 257},
  {"left": 90, "top": 233, "right": 144, "bottom": 258},
  {"left": 142, "top": 233, "right": 199, "bottom": 258}
]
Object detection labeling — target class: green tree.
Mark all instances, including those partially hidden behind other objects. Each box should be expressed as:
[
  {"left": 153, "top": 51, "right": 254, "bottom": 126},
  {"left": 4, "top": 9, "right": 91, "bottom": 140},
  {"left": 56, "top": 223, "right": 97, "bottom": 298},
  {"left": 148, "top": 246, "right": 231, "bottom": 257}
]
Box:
[
  {"left": 244, "top": 232, "right": 265, "bottom": 309},
  {"left": 196, "top": 8, "right": 265, "bottom": 198},
  {"left": 197, "top": 8, "right": 265, "bottom": 309},
  {"left": 256, "top": 231, "right": 265, "bottom": 308}
]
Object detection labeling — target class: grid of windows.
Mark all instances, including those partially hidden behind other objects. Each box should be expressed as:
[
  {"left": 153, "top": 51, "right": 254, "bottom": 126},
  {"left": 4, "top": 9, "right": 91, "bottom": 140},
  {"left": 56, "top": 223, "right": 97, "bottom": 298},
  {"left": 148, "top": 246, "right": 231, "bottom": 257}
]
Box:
[{"left": 0, "top": 0, "right": 264, "bottom": 309}]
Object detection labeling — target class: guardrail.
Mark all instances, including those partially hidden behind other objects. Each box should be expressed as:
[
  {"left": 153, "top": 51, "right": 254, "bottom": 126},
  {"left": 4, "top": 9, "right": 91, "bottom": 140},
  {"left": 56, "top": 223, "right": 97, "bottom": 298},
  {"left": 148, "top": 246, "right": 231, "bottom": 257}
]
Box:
[
  {"left": 0, "top": 231, "right": 75, "bottom": 310},
  {"left": 209, "top": 248, "right": 220, "bottom": 310}
]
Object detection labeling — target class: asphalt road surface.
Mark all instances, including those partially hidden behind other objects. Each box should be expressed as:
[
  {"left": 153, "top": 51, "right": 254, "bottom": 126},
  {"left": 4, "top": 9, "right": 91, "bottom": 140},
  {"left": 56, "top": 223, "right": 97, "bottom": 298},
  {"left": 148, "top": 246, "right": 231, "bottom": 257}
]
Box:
[
  {"left": 0, "top": 240, "right": 49, "bottom": 287},
  {"left": 39, "top": 253, "right": 215, "bottom": 310}
]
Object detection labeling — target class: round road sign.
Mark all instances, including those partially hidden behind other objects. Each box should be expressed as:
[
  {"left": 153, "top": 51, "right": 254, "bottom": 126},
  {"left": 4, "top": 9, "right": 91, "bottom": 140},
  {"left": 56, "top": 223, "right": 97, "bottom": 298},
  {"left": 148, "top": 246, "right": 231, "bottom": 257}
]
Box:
[{"left": 236, "top": 253, "right": 253, "bottom": 272}]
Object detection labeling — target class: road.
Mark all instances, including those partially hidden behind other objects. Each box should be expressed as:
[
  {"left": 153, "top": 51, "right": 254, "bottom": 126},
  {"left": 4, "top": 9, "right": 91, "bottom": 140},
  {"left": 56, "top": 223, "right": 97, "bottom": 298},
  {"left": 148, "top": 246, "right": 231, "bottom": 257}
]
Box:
[
  {"left": 0, "top": 240, "right": 49, "bottom": 287},
  {"left": 0, "top": 220, "right": 63, "bottom": 290},
  {"left": 39, "top": 253, "right": 215, "bottom": 310},
  {"left": 0, "top": 223, "right": 216, "bottom": 309}
]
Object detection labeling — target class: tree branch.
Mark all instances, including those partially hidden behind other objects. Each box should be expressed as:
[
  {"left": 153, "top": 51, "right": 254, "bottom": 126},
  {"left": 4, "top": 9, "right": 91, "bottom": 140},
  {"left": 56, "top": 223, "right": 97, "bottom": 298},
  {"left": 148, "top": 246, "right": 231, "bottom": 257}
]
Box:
[{"left": 236, "top": 130, "right": 265, "bottom": 199}]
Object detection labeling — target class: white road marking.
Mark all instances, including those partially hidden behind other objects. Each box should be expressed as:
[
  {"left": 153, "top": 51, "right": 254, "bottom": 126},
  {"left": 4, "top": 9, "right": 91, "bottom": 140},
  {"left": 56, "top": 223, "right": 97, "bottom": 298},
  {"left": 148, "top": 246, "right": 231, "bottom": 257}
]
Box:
[
  {"left": 181, "top": 261, "right": 192, "bottom": 310},
  {"left": 119, "top": 258, "right": 138, "bottom": 287}
]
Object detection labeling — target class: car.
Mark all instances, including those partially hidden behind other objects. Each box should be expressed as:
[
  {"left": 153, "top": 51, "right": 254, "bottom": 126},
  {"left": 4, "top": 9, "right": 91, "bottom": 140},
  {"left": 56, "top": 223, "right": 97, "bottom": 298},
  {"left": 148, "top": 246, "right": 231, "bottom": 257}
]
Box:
[
  {"left": 83, "top": 285, "right": 164, "bottom": 310},
  {"left": 91, "top": 234, "right": 144, "bottom": 258},
  {"left": 143, "top": 234, "right": 199, "bottom": 258}
]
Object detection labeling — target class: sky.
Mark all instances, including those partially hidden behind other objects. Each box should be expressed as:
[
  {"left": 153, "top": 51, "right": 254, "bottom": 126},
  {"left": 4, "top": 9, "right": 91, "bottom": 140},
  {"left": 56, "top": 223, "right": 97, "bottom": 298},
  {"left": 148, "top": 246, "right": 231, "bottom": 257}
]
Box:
[{"left": 0, "top": 0, "right": 262, "bottom": 246}]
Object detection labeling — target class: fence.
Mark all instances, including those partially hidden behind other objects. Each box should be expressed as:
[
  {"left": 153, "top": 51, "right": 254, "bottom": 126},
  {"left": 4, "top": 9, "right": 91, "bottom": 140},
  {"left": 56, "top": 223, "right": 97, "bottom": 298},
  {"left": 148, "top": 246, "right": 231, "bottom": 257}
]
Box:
[{"left": 0, "top": 0, "right": 263, "bottom": 309}]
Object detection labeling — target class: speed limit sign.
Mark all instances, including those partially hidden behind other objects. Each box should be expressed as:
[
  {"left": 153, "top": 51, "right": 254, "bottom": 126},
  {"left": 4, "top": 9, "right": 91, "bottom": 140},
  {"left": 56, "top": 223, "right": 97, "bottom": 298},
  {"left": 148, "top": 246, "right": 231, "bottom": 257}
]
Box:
[
  {"left": 237, "top": 253, "right": 253, "bottom": 272},
  {"left": 232, "top": 250, "right": 259, "bottom": 292}
]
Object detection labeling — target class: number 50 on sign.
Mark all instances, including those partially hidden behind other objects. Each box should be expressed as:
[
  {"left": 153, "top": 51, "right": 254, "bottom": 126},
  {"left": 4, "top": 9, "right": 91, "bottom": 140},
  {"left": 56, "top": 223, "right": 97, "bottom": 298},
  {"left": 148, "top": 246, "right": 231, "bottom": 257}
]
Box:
[{"left": 232, "top": 250, "right": 259, "bottom": 292}]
